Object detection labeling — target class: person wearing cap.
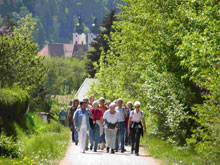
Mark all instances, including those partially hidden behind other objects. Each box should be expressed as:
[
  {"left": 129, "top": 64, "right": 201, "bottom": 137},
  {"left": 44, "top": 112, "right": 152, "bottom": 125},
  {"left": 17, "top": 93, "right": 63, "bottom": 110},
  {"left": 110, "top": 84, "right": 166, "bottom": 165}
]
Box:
[
  {"left": 128, "top": 101, "right": 146, "bottom": 156},
  {"left": 89, "top": 101, "right": 103, "bottom": 152},
  {"left": 73, "top": 100, "right": 91, "bottom": 153},
  {"left": 115, "top": 98, "right": 127, "bottom": 153},
  {"left": 83, "top": 97, "right": 93, "bottom": 150},
  {"left": 98, "top": 97, "right": 107, "bottom": 150},
  {"left": 103, "top": 102, "right": 120, "bottom": 154},
  {"left": 58, "top": 107, "right": 67, "bottom": 126}
]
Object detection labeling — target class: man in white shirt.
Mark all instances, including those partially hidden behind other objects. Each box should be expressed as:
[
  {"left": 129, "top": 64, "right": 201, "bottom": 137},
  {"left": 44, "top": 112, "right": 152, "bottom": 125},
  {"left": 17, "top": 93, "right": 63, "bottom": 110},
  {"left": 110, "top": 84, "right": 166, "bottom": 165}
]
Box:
[{"left": 115, "top": 98, "right": 127, "bottom": 153}]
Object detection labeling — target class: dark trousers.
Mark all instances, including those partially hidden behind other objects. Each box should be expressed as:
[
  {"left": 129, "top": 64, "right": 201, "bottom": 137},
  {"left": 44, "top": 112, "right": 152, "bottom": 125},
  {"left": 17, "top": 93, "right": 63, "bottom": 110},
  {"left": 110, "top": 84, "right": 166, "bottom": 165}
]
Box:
[
  {"left": 131, "top": 128, "right": 141, "bottom": 154},
  {"left": 71, "top": 123, "right": 78, "bottom": 143}
]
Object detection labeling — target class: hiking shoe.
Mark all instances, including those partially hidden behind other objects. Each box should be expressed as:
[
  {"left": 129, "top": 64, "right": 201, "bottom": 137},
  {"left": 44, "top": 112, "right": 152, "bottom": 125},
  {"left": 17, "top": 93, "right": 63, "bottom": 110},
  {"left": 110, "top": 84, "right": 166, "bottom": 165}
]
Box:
[
  {"left": 121, "top": 148, "right": 126, "bottom": 153},
  {"left": 106, "top": 147, "right": 109, "bottom": 153}
]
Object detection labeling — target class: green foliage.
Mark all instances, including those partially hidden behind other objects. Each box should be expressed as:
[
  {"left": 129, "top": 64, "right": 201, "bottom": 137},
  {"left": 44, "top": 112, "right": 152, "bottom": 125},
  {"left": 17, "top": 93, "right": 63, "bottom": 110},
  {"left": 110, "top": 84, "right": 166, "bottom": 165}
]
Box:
[
  {"left": 0, "top": 87, "right": 29, "bottom": 136},
  {"left": 44, "top": 57, "right": 86, "bottom": 95},
  {"left": 142, "top": 135, "right": 203, "bottom": 165},
  {"left": 91, "top": 0, "right": 220, "bottom": 163},
  {"left": 85, "top": 9, "right": 117, "bottom": 77},
  {"left": 0, "top": 113, "right": 69, "bottom": 164},
  {"left": 0, "top": 14, "right": 47, "bottom": 94},
  {"left": 0, "top": 134, "right": 19, "bottom": 158},
  {"left": 0, "top": 0, "right": 121, "bottom": 47}
]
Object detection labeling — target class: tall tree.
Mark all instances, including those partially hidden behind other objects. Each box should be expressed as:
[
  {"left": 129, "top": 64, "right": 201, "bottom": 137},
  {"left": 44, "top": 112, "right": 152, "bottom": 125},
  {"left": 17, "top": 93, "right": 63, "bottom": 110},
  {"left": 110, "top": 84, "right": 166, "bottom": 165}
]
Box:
[{"left": 86, "top": 9, "right": 116, "bottom": 77}]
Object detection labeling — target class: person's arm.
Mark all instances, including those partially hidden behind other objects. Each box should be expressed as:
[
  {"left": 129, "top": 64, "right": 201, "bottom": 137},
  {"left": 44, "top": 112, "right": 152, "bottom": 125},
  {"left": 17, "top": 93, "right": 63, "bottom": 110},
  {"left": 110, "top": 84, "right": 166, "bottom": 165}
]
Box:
[
  {"left": 88, "top": 109, "right": 93, "bottom": 119},
  {"left": 123, "top": 109, "right": 127, "bottom": 119},
  {"left": 142, "top": 117, "right": 146, "bottom": 133},
  {"left": 73, "top": 111, "right": 77, "bottom": 131},
  {"left": 67, "top": 110, "right": 71, "bottom": 121},
  {"left": 100, "top": 117, "right": 104, "bottom": 125},
  {"left": 128, "top": 116, "right": 132, "bottom": 135}
]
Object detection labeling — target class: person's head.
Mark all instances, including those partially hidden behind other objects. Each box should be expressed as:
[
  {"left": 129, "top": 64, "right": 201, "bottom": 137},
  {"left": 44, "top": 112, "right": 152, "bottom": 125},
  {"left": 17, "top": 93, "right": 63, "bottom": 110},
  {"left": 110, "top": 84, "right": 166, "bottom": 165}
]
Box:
[
  {"left": 69, "top": 101, "right": 73, "bottom": 106},
  {"left": 83, "top": 97, "right": 89, "bottom": 107},
  {"left": 109, "top": 102, "right": 116, "bottom": 112},
  {"left": 134, "top": 101, "right": 141, "bottom": 110},
  {"left": 61, "top": 107, "right": 65, "bottom": 111},
  {"left": 73, "top": 98, "right": 79, "bottom": 107},
  {"left": 117, "top": 98, "right": 123, "bottom": 108},
  {"left": 92, "top": 101, "right": 99, "bottom": 110},
  {"left": 99, "top": 97, "right": 105, "bottom": 106},
  {"left": 80, "top": 101, "right": 87, "bottom": 110},
  {"left": 105, "top": 100, "right": 111, "bottom": 109},
  {"left": 126, "top": 101, "right": 133, "bottom": 109}
]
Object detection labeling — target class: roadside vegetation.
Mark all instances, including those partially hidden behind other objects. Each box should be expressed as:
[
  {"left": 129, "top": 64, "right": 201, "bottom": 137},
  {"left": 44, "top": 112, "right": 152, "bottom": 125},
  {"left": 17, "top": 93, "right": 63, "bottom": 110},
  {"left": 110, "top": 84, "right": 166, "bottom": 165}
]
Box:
[{"left": 88, "top": 0, "right": 220, "bottom": 164}]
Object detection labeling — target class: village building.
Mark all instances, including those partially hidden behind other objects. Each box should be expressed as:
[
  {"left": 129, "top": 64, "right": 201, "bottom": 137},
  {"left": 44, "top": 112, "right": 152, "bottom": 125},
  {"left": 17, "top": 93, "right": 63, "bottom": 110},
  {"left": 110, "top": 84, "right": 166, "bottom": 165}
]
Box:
[{"left": 39, "top": 16, "right": 98, "bottom": 59}]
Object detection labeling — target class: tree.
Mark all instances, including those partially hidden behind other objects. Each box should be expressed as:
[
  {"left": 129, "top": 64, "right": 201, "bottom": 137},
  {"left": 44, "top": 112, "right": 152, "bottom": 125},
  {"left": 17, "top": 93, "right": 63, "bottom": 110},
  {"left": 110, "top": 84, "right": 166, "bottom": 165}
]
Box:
[
  {"left": 90, "top": 0, "right": 220, "bottom": 163},
  {"left": 85, "top": 9, "right": 116, "bottom": 77},
  {"left": 0, "top": 14, "right": 46, "bottom": 94},
  {"left": 44, "top": 57, "right": 86, "bottom": 95}
]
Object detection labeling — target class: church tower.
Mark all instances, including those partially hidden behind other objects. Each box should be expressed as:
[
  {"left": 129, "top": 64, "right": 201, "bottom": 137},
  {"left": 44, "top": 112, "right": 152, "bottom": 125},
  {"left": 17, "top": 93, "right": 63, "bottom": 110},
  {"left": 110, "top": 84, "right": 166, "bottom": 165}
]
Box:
[{"left": 73, "top": 16, "right": 86, "bottom": 45}]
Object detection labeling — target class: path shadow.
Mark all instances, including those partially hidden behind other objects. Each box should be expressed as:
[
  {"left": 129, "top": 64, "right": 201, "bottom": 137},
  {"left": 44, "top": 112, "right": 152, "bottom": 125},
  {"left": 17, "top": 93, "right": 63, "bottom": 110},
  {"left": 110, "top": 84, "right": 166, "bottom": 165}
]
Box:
[{"left": 82, "top": 150, "right": 152, "bottom": 158}]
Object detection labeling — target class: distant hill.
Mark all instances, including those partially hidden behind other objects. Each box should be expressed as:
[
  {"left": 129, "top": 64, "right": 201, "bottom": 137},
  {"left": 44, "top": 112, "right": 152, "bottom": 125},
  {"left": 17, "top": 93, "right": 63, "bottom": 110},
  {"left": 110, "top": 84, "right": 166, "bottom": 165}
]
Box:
[{"left": 0, "top": 0, "right": 121, "bottom": 48}]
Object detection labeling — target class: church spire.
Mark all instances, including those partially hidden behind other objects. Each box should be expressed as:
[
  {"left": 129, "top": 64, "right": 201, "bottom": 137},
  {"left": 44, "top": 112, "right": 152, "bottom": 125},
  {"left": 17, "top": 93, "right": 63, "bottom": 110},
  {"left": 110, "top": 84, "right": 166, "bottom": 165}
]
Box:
[
  {"left": 90, "top": 16, "right": 98, "bottom": 34},
  {"left": 76, "top": 16, "right": 84, "bottom": 34}
]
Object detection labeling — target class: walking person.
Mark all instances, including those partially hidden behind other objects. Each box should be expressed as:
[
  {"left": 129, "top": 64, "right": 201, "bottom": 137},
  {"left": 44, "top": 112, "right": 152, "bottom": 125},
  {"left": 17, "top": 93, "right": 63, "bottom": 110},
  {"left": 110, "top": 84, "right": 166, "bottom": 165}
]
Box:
[
  {"left": 125, "top": 101, "right": 133, "bottom": 145},
  {"left": 98, "top": 97, "right": 107, "bottom": 150},
  {"left": 73, "top": 100, "right": 91, "bottom": 153},
  {"left": 58, "top": 107, "right": 67, "bottom": 126},
  {"left": 68, "top": 99, "right": 79, "bottom": 145},
  {"left": 115, "top": 98, "right": 127, "bottom": 153},
  {"left": 83, "top": 97, "right": 93, "bottom": 150},
  {"left": 89, "top": 101, "right": 103, "bottom": 152},
  {"left": 128, "top": 101, "right": 146, "bottom": 156},
  {"left": 104, "top": 102, "right": 120, "bottom": 154}
]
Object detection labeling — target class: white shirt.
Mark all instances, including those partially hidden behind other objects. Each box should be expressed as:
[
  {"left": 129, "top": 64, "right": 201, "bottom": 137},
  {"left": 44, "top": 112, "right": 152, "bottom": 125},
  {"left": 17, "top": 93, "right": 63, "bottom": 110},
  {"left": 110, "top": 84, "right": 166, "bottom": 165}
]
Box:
[
  {"left": 115, "top": 107, "right": 126, "bottom": 122},
  {"left": 130, "top": 109, "right": 144, "bottom": 122},
  {"left": 81, "top": 114, "right": 87, "bottom": 129},
  {"left": 103, "top": 110, "right": 120, "bottom": 124}
]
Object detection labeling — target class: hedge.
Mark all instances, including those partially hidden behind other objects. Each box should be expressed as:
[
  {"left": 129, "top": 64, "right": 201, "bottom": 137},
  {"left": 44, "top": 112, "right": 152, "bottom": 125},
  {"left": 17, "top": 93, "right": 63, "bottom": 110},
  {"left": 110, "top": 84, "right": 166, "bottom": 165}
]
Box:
[{"left": 0, "top": 87, "right": 29, "bottom": 136}]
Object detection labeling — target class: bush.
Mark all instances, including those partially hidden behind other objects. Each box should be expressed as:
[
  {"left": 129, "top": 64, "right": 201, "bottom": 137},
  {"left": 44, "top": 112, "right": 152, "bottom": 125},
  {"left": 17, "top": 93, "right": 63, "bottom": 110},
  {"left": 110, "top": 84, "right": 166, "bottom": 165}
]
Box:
[
  {"left": 0, "top": 134, "right": 19, "bottom": 158},
  {"left": 0, "top": 87, "right": 29, "bottom": 136}
]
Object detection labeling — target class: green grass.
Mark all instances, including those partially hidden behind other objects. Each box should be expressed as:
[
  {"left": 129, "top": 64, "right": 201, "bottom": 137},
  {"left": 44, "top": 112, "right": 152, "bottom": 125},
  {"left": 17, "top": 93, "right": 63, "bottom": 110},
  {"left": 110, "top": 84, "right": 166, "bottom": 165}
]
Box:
[
  {"left": 141, "top": 135, "right": 205, "bottom": 165},
  {"left": 0, "top": 113, "right": 70, "bottom": 165}
]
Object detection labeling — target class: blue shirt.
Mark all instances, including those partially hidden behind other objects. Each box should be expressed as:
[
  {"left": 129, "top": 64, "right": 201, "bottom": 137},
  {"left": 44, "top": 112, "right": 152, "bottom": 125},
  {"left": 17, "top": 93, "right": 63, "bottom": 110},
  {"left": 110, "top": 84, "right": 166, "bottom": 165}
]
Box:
[
  {"left": 73, "top": 108, "right": 91, "bottom": 131},
  {"left": 58, "top": 111, "right": 67, "bottom": 121}
]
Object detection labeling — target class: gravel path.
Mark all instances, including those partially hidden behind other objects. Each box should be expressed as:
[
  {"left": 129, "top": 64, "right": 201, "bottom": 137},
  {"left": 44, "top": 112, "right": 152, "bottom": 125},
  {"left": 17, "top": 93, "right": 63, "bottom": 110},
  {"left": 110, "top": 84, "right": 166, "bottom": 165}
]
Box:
[{"left": 60, "top": 141, "right": 160, "bottom": 165}]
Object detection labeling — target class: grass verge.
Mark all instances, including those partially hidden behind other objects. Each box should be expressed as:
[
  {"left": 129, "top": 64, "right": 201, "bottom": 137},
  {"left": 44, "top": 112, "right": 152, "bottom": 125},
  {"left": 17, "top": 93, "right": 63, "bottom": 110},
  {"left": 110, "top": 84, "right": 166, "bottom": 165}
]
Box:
[
  {"left": 0, "top": 113, "right": 70, "bottom": 165},
  {"left": 141, "top": 135, "right": 205, "bottom": 165}
]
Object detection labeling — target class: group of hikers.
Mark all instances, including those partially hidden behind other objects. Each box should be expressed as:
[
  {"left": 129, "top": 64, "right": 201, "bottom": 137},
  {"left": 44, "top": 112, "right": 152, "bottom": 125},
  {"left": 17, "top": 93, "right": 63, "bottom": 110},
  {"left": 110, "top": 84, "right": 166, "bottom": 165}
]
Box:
[{"left": 58, "top": 95, "right": 146, "bottom": 156}]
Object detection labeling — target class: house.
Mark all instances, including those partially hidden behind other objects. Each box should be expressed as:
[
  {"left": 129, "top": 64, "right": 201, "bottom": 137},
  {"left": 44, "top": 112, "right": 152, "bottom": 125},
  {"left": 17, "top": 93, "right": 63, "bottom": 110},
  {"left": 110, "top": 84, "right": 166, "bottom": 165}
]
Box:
[{"left": 39, "top": 16, "right": 98, "bottom": 59}]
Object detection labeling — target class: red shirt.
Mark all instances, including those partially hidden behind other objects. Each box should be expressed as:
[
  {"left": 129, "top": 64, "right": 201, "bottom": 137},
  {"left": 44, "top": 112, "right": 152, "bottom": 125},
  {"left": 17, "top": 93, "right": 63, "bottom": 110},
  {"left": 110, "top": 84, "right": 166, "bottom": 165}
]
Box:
[
  {"left": 99, "top": 105, "right": 107, "bottom": 114},
  {"left": 90, "top": 108, "right": 103, "bottom": 121}
]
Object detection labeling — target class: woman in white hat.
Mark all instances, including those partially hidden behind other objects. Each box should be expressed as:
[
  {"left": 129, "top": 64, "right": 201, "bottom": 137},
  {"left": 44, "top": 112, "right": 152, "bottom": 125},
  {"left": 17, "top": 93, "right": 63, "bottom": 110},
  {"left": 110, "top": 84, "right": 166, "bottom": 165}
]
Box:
[{"left": 103, "top": 102, "right": 120, "bottom": 154}]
